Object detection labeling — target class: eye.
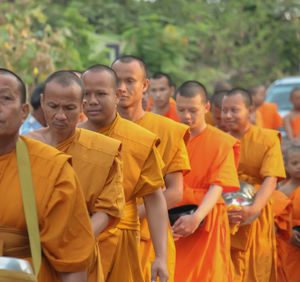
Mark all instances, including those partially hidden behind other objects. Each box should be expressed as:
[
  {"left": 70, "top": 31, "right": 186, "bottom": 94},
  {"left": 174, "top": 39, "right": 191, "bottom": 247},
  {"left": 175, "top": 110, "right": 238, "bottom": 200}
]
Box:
[
  {"left": 65, "top": 105, "right": 76, "bottom": 110},
  {"left": 48, "top": 103, "right": 57, "bottom": 109}
]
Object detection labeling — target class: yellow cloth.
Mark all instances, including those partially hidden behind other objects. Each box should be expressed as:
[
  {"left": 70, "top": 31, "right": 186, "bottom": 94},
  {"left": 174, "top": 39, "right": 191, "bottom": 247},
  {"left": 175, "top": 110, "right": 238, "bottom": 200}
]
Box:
[
  {"left": 95, "top": 113, "right": 165, "bottom": 282},
  {"left": 136, "top": 112, "right": 191, "bottom": 282},
  {"left": 56, "top": 128, "right": 125, "bottom": 282},
  {"left": 0, "top": 136, "right": 95, "bottom": 282},
  {"left": 231, "top": 125, "right": 286, "bottom": 282}
]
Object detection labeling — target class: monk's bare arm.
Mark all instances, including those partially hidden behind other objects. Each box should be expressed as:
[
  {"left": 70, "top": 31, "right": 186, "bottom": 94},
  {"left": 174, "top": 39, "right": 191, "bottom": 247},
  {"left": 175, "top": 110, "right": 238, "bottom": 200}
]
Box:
[
  {"left": 59, "top": 270, "right": 87, "bottom": 282},
  {"left": 283, "top": 114, "right": 294, "bottom": 141},
  {"left": 143, "top": 189, "right": 169, "bottom": 282},
  {"left": 163, "top": 171, "right": 183, "bottom": 209},
  {"left": 172, "top": 184, "right": 222, "bottom": 237},
  {"left": 90, "top": 211, "right": 109, "bottom": 237}
]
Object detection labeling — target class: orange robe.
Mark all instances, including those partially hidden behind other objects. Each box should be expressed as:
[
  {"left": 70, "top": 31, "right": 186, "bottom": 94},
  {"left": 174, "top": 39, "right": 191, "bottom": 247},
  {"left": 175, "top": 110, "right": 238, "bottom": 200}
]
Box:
[
  {"left": 0, "top": 136, "right": 94, "bottom": 282},
  {"left": 272, "top": 190, "right": 292, "bottom": 282},
  {"left": 278, "top": 187, "right": 300, "bottom": 282},
  {"left": 291, "top": 114, "right": 300, "bottom": 137},
  {"left": 94, "top": 113, "right": 165, "bottom": 282},
  {"left": 136, "top": 112, "right": 191, "bottom": 282},
  {"left": 163, "top": 102, "right": 180, "bottom": 122},
  {"left": 231, "top": 125, "right": 286, "bottom": 282},
  {"left": 258, "top": 102, "right": 282, "bottom": 129},
  {"left": 55, "top": 128, "right": 125, "bottom": 282},
  {"left": 174, "top": 125, "right": 240, "bottom": 282}
]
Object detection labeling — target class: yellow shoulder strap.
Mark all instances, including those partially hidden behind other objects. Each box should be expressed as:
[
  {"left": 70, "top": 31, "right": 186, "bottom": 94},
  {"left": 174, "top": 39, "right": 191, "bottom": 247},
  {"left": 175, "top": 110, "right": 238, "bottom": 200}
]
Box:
[{"left": 16, "top": 138, "right": 41, "bottom": 276}]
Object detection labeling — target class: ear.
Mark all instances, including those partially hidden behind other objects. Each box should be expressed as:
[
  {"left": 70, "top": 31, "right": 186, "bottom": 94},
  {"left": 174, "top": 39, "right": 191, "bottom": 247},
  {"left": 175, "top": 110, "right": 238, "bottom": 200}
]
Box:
[
  {"left": 115, "top": 88, "right": 122, "bottom": 105},
  {"left": 82, "top": 99, "right": 87, "bottom": 112},
  {"left": 21, "top": 103, "right": 30, "bottom": 123},
  {"left": 204, "top": 101, "right": 210, "bottom": 113},
  {"left": 40, "top": 94, "right": 45, "bottom": 110},
  {"left": 142, "top": 78, "right": 149, "bottom": 93},
  {"left": 248, "top": 105, "right": 255, "bottom": 114},
  {"left": 170, "top": 86, "right": 175, "bottom": 96}
]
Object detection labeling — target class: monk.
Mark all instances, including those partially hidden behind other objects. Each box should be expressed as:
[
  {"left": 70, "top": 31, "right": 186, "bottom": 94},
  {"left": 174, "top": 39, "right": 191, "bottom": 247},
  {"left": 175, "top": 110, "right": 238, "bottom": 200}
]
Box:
[
  {"left": 278, "top": 144, "right": 300, "bottom": 282},
  {"left": 173, "top": 81, "right": 240, "bottom": 281},
  {"left": 283, "top": 88, "right": 300, "bottom": 142},
  {"left": 0, "top": 68, "right": 95, "bottom": 281},
  {"left": 80, "top": 64, "right": 169, "bottom": 282},
  {"left": 112, "top": 55, "right": 191, "bottom": 282},
  {"left": 210, "top": 90, "right": 229, "bottom": 131},
  {"left": 222, "top": 88, "right": 286, "bottom": 282},
  {"left": 148, "top": 72, "right": 179, "bottom": 122},
  {"left": 26, "top": 70, "right": 126, "bottom": 282},
  {"left": 249, "top": 85, "right": 282, "bottom": 129}
]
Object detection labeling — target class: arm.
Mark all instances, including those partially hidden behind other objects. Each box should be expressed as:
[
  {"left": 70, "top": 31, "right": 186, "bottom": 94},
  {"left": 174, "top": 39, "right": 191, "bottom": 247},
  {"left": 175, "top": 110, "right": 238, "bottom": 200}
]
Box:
[
  {"left": 163, "top": 171, "right": 183, "bottom": 209},
  {"left": 172, "top": 184, "right": 222, "bottom": 238},
  {"left": 143, "top": 189, "right": 169, "bottom": 282},
  {"left": 59, "top": 270, "right": 87, "bottom": 282},
  {"left": 283, "top": 114, "right": 294, "bottom": 141},
  {"left": 90, "top": 211, "right": 109, "bottom": 237}
]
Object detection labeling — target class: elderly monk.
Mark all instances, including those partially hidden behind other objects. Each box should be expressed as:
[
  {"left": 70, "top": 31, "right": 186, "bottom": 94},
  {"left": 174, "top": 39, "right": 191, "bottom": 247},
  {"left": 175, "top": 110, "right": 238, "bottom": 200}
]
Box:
[
  {"left": 0, "top": 68, "right": 95, "bottom": 281},
  {"left": 222, "top": 88, "right": 286, "bottom": 282},
  {"left": 172, "top": 81, "right": 240, "bottom": 281},
  {"left": 148, "top": 72, "right": 179, "bottom": 122},
  {"left": 80, "top": 64, "right": 168, "bottom": 282},
  {"left": 112, "top": 56, "right": 191, "bottom": 282},
  {"left": 26, "top": 70, "right": 125, "bottom": 282},
  {"left": 278, "top": 144, "right": 300, "bottom": 282}
]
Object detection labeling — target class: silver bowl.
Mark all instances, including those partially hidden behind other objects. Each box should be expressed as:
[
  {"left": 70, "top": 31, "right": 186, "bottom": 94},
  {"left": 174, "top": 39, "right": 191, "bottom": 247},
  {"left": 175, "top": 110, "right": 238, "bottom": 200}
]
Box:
[
  {"left": 222, "top": 182, "right": 260, "bottom": 225},
  {"left": 0, "top": 257, "right": 34, "bottom": 274}
]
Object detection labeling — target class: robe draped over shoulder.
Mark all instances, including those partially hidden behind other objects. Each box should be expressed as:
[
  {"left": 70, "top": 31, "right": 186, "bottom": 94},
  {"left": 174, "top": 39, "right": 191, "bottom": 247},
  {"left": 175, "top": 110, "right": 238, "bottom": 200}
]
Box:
[{"left": 258, "top": 102, "right": 282, "bottom": 129}]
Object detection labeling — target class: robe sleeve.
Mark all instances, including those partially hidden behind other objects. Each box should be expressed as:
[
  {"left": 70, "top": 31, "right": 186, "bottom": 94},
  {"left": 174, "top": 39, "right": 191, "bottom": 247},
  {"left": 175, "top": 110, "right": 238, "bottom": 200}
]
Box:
[{"left": 39, "top": 161, "right": 94, "bottom": 273}]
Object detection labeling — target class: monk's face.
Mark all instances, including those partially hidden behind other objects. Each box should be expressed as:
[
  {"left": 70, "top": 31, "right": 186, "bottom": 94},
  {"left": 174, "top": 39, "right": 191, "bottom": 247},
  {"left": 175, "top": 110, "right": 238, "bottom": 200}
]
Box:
[
  {"left": 82, "top": 71, "right": 119, "bottom": 125},
  {"left": 286, "top": 151, "right": 300, "bottom": 179},
  {"left": 211, "top": 104, "right": 227, "bottom": 131},
  {"left": 112, "top": 61, "right": 148, "bottom": 109},
  {"left": 0, "top": 74, "right": 29, "bottom": 137},
  {"left": 252, "top": 86, "right": 266, "bottom": 108},
  {"left": 290, "top": 90, "right": 300, "bottom": 110},
  {"left": 148, "top": 77, "right": 173, "bottom": 109},
  {"left": 176, "top": 94, "right": 209, "bottom": 130},
  {"left": 41, "top": 81, "right": 83, "bottom": 135},
  {"left": 222, "top": 93, "right": 251, "bottom": 132}
]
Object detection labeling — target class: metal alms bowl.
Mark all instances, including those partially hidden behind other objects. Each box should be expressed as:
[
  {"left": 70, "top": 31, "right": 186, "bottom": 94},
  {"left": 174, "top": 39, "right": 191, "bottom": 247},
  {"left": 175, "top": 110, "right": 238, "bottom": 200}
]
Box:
[
  {"left": 0, "top": 256, "right": 34, "bottom": 274},
  {"left": 222, "top": 182, "right": 260, "bottom": 225}
]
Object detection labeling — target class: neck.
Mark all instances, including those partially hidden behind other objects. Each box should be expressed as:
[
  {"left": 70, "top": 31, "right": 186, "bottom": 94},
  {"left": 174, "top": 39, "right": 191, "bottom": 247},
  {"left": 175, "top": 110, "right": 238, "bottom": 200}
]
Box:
[
  {"left": 117, "top": 104, "right": 145, "bottom": 123},
  {"left": 151, "top": 103, "right": 170, "bottom": 116},
  {"left": 46, "top": 128, "right": 76, "bottom": 146},
  {"left": 290, "top": 177, "right": 300, "bottom": 189},
  {"left": 81, "top": 114, "right": 117, "bottom": 132},
  {"left": 0, "top": 134, "right": 19, "bottom": 156},
  {"left": 229, "top": 122, "right": 251, "bottom": 139},
  {"left": 190, "top": 122, "right": 207, "bottom": 139},
  {"left": 32, "top": 108, "right": 47, "bottom": 127}
]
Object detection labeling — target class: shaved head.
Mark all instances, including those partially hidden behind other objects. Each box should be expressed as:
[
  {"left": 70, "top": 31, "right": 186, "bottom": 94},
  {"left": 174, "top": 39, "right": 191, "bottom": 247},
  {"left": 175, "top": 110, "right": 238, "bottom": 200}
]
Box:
[
  {"left": 176, "top": 81, "right": 208, "bottom": 104},
  {"left": 224, "top": 88, "right": 252, "bottom": 108},
  {"left": 285, "top": 144, "right": 300, "bottom": 163},
  {"left": 211, "top": 90, "right": 228, "bottom": 108}
]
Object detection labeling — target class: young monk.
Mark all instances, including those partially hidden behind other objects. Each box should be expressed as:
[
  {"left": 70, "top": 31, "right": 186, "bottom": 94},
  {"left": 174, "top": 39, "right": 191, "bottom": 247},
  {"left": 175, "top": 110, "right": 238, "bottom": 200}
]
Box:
[
  {"left": 148, "top": 72, "right": 179, "bottom": 122},
  {"left": 222, "top": 88, "right": 286, "bottom": 282},
  {"left": 210, "top": 90, "right": 229, "bottom": 131},
  {"left": 112, "top": 56, "right": 191, "bottom": 282},
  {"left": 278, "top": 144, "right": 300, "bottom": 282},
  {"left": 249, "top": 85, "right": 282, "bottom": 129},
  {"left": 283, "top": 88, "right": 300, "bottom": 143},
  {"left": 80, "top": 65, "right": 169, "bottom": 282},
  {"left": 173, "top": 81, "right": 240, "bottom": 281},
  {"left": 0, "top": 68, "right": 95, "bottom": 282},
  {"left": 26, "top": 70, "right": 125, "bottom": 282}
]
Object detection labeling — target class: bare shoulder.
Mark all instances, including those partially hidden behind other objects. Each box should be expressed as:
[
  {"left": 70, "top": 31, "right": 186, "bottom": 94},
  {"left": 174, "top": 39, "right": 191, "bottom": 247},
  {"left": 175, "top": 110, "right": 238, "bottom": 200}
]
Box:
[
  {"left": 25, "top": 128, "right": 48, "bottom": 143},
  {"left": 278, "top": 182, "right": 294, "bottom": 197}
]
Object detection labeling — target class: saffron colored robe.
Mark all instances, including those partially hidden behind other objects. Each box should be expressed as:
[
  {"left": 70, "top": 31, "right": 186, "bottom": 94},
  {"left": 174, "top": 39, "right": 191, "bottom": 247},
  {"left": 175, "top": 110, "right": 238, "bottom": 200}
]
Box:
[
  {"left": 0, "top": 136, "right": 95, "bottom": 282},
  {"left": 272, "top": 190, "right": 292, "bottom": 282},
  {"left": 56, "top": 128, "right": 125, "bottom": 282},
  {"left": 231, "top": 125, "right": 286, "bottom": 282},
  {"left": 163, "top": 102, "right": 180, "bottom": 122},
  {"left": 291, "top": 114, "right": 300, "bottom": 137},
  {"left": 278, "top": 187, "right": 300, "bottom": 282},
  {"left": 258, "top": 102, "right": 282, "bottom": 129},
  {"left": 95, "top": 113, "right": 165, "bottom": 282},
  {"left": 136, "top": 112, "right": 191, "bottom": 282},
  {"left": 174, "top": 125, "right": 240, "bottom": 282}
]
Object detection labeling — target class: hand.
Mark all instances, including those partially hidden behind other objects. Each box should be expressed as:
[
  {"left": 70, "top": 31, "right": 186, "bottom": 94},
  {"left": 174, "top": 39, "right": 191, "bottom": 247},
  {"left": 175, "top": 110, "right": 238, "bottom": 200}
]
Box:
[
  {"left": 151, "top": 257, "right": 169, "bottom": 282},
  {"left": 239, "top": 205, "right": 258, "bottom": 224},
  {"left": 227, "top": 208, "right": 242, "bottom": 226},
  {"left": 290, "top": 229, "right": 300, "bottom": 248},
  {"left": 172, "top": 213, "right": 201, "bottom": 238}
]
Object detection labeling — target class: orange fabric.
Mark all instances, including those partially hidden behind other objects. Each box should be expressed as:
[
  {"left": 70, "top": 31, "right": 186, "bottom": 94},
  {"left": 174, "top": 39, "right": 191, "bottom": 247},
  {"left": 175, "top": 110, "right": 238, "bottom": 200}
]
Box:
[
  {"left": 231, "top": 125, "right": 286, "bottom": 282},
  {"left": 205, "top": 111, "right": 215, "bottom": 126},
  {"left": 291, "top": 114, "right": 300, "bottom": 137},
  {"left": 258, "top": 102, "right": 282, "bottom": 129},
  {"left": 163, "top": 102, "right": 180, "bottom": 122},
  {"left": 78, "top": 112, "right": 88, "bottom": 123},
  {"left": 174, "top": 125, "right": 240, "bottom": 282},
  {"left": 95, "top": 113, "right": 165, "bottom": 282},
  {"left": 278, "top": 187, "right": 300, "bottom": 282},
  {"left": 272, "top": 190, "right": 292, "bottom": 282},
  {"left": 0, "top": 136, "right": 94, "bottom": 282},
  {"left": 136, "top": 112, "right": 191, "bottom": 282}
]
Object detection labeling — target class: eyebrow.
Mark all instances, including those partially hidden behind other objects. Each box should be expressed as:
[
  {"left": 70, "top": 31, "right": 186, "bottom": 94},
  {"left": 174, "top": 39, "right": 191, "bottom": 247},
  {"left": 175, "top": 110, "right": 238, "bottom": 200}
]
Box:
[{"left": 0, "top": 87, "right": 11, "bottom": 94}]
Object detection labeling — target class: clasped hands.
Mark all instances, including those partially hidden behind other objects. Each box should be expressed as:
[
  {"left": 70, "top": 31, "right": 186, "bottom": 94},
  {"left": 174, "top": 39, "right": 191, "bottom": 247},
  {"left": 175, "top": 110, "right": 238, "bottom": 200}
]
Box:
[{"left": 227, "top": 205, "right": 258, "bottom": 226}]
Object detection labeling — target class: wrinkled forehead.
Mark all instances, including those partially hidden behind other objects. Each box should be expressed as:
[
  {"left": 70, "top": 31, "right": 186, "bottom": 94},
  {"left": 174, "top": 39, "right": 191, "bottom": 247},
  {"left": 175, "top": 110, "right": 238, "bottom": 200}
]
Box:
[{"left": 0, "top": 73, "right": 21, "bottom": 96}]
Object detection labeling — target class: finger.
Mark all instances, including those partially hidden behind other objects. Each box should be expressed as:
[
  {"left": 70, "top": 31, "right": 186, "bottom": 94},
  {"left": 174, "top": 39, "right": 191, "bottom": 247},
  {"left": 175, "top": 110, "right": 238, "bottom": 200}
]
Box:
[
  {"left": 173, "top": 217, "right": 183, "bottom": 229},
  {"left": 151, "top": 265, "right": 158, "bottom": 282}
]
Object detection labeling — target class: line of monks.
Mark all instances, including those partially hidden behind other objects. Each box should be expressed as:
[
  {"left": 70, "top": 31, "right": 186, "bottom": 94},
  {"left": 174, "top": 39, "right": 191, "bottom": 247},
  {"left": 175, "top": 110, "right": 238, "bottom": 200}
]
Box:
[{"left": 0, "top": 55, "right": 299, "bottom": 282}]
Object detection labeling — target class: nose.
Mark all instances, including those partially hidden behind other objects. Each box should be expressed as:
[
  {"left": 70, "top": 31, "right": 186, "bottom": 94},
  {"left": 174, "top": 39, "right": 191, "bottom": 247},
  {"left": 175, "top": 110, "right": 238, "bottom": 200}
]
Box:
[
  {"left": 119, "top": 81, "right": 126, "bottom": 93},
  {"left": 88, "top": 93, "right": 99, "bottom": 105},
  {"left": 222, "top": 110, "right": 231, "bottom": 119},
  {"left": 55, "top": 108, "right": 67, "bottom": 120}
]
